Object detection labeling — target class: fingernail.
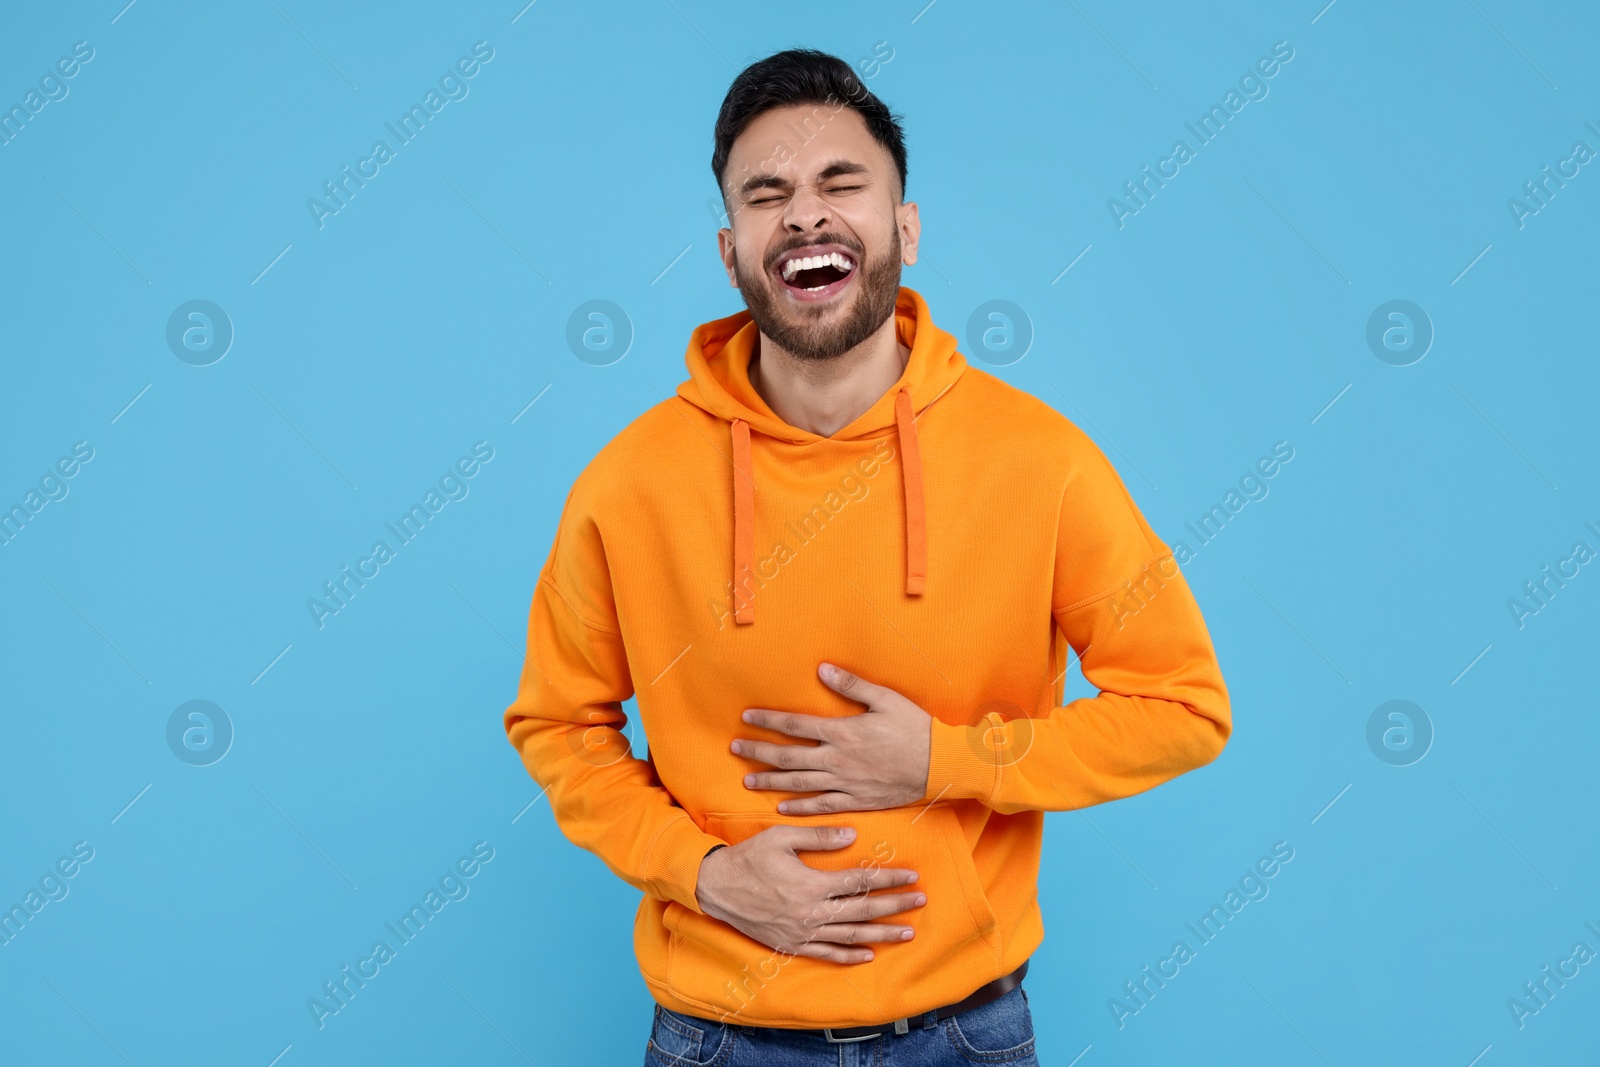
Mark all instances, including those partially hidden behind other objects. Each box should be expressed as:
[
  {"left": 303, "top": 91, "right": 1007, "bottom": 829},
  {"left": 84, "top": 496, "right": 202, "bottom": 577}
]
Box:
[
  {"left": 730, "top": 741, "right": 742, "bottom": 754},
  {"left": 916, "top": 894, "right": 927, "bottom": 906},
  {"left": 741, "top": 710, "right": 753, "bottom": 723},
  {"left": 743, "top": 774, "right": 755, "bottom": 787},
  {"left": 819, "top": 663, "right": 834, "bottom": 681},
  {"left": 841, "top": 828, "right": 856, "bottom": 841},
  {"left": 901, "top": 929, "right": 914, "bottom": 940},
  {"left": 862, "top": 951, "right": 873, "bottom": 961},
  {"left": 777, "top": 802, "right": 788, "bottom": 813},
  {"left": 906, "top": 873, "right": 917, "bottom": 883}
]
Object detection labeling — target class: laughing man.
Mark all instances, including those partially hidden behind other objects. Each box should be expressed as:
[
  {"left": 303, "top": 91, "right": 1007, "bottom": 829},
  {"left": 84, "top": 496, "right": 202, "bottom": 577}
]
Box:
[{"left": 504, "top": 48, "right": 1231, "bottom": 1067}]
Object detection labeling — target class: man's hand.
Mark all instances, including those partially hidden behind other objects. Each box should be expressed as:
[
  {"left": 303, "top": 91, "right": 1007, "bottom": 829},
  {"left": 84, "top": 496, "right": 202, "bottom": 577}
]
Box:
[
  {"left": 693, "top": 825, "right": 926, "bottom": 964},
  {"left": 732, "top": 663, "right": 932, "bottom": 815}
]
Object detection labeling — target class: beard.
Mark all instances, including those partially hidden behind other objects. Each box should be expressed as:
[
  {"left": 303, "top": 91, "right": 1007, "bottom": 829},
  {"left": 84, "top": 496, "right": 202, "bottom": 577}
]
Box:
[{"left": 733, "top": 228, "right": 902, "bottom": 363}]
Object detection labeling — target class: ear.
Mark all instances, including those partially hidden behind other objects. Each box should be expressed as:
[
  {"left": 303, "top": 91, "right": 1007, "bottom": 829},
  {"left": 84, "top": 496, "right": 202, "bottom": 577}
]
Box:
[
  {"left": 715, "top": 225, "right": 740, "bottom": 288},
  {"left": 896, "top": 200, "right": 921, "bottom": 267}
]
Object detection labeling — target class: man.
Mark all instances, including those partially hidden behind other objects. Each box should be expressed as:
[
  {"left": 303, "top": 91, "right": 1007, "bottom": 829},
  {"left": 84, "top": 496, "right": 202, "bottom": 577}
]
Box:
[{"left": 504, "top": 48, "right": 1230, "bottom": 1066}]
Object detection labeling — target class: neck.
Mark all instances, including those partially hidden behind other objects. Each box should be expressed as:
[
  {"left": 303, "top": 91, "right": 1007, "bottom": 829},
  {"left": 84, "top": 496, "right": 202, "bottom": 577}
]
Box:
[{"left": 748, "top": 312, "right": 909, "bottom": 437}]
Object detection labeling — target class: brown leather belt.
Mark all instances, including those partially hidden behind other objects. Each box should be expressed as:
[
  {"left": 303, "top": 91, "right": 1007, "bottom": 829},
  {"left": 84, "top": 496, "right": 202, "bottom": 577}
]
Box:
[{"left": 817, "top": 958, "right": 1029, "bottom": 1043}]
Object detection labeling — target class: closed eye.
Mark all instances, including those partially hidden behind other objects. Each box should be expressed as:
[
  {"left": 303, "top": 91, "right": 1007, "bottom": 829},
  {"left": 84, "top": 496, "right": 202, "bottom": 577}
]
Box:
[{"left": 746, "top": 185, "right": 863, "bottom": 205}]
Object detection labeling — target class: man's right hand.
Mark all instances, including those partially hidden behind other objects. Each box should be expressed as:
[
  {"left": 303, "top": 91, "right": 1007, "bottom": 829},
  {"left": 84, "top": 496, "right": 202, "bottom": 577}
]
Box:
[{"left": 693, "top": 825, "right": 926, "bottom": 964}]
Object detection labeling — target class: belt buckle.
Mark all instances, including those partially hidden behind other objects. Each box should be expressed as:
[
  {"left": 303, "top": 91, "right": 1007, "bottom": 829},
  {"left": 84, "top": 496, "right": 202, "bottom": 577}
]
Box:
[
  {"left": 823, "top": 1027, "right": 880, "bottom": 1044},
  {"left": 824, "top": 1018, "right": 909, "bottom": 1043}
]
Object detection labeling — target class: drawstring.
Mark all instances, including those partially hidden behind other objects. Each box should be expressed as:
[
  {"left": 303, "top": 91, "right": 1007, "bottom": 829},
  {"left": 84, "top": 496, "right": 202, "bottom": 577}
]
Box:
[
  {"left": 728, "top": 386, "right": 927, "bottom": 626},
  {"left": 894, "top": 387, "right": 928, "bottom": 596},
  {"left": 731, "top": 419, "right": 756, "bottom": 625}
]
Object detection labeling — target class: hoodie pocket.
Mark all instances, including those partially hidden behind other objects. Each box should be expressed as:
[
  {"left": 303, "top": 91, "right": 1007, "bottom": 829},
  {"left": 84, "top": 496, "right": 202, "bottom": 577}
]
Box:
[{"left": 663, "top": 804, "right": 1000, "bottom": 1025}]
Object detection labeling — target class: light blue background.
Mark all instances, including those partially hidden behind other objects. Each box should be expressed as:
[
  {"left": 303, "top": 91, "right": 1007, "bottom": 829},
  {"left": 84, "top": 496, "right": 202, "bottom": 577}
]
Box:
[{"left": 2, "top": 1, "right": 1596, "bottom": 1063}]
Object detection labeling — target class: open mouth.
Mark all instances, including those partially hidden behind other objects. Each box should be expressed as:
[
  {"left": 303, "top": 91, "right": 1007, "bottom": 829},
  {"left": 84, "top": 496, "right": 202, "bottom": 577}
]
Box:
[{"left": 775, "top": 248, "right": 857, "bottom": 302}]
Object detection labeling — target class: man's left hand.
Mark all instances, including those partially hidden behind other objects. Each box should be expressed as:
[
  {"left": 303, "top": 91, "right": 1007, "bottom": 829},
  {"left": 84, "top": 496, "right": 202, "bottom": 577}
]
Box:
[{"left": 732, "top": 663, "right": 932, "bottom": 815}]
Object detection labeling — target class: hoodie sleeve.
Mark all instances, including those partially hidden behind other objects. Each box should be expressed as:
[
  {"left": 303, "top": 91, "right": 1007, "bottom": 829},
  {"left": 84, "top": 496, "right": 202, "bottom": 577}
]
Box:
[
  {"left": 503, "top": 478, "right": 728, "bottom": 914},
  {"left": 923, "top": 428, "right": 1231, "bottom": 814}
]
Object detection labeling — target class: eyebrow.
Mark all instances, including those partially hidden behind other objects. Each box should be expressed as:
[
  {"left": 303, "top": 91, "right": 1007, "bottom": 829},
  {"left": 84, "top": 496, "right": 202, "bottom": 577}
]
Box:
[{"left": 737, "top": 159, "right": 872, "bottom": 196}]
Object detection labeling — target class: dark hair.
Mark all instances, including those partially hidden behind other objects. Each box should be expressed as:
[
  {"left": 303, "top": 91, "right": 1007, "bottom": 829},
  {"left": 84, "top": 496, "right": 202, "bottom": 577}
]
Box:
[{"left": 712, "top": 48, "right": 907, "bottom": 202}]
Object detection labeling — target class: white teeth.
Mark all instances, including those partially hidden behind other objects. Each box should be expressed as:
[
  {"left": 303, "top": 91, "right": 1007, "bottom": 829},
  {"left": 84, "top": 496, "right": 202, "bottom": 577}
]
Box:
[{"left": 781, "top": 251, "right": 857, "bottom": 281}]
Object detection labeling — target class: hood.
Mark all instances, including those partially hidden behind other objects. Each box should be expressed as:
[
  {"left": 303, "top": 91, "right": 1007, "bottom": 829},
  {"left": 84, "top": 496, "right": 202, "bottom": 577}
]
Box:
[{"left": 675, "top": 286, "right": 967, "bottom": 625}]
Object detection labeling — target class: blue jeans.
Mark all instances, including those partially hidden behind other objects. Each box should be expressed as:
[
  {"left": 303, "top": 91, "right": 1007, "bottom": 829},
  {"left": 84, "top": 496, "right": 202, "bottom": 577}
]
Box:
[{"left": 644, "top": 985, "right": 1038, "bottom": 1066}]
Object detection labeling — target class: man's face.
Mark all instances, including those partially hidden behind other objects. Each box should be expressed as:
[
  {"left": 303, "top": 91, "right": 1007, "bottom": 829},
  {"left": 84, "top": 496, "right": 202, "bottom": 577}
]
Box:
[{"left": 717, "top": 104, "right": 920, "bottom": 363}]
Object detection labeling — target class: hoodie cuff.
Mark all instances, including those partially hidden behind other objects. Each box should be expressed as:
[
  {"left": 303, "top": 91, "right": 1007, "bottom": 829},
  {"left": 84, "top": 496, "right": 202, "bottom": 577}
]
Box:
[
  {"left": 924, "top": 716, "right": 1000, "bottom": 804},
  {"left": 646, "top": 814, "right": 729, "bottom": 916}
]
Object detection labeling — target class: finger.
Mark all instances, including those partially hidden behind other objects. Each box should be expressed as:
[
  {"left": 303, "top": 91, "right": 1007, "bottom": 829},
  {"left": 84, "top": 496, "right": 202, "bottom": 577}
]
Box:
[
  {"left": 809, "top": 922, "right": 917, "bottom": 946},
  {"left": 825, "top": 866, "right": 920, "bottom": 897},
  {"left": 731, "top": 738, "right": 826, "bottom": 771},
  {"left": 744, "top": 771, "right": 836, "bottom": 795},
  {"left": 818, "top": 662, "right": 893, "bottom": 707},
  {"left": 764, "top": 824, "right": 857, "bottom": 853},
  {"left": 773, "top": 791, "right": 856, "bottom": 815},
  {"left": 783, "top": 940, "right": 875, "bottom": 965},
  {"left": 826, "top": 891, "right": 929, "bottom": 924},
  {"left": 742, "top": 707, "right": 833, "bottom": 741}
]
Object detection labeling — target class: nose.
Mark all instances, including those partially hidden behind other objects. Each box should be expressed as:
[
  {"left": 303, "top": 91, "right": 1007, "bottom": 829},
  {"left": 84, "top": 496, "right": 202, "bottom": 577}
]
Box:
[{"left": 782, "top": 183, "right": 830, "bottom": 233}]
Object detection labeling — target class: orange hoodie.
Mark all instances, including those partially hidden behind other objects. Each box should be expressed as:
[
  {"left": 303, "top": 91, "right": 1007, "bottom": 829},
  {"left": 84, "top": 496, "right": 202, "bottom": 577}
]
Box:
[{"left": 503, "top": 286, "right": 1230, "bottom": 1028}]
